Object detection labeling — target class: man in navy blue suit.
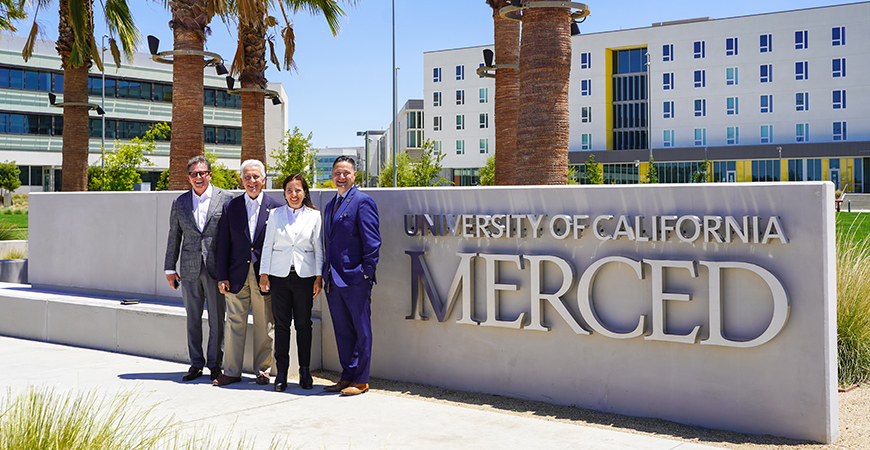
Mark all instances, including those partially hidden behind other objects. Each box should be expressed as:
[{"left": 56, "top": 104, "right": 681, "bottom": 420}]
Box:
[
  {"left": 322, "top": 156, "right": 381, "bottom": 396},
  {"left": 214, "top": 159, "right": 283, "bottom": 387}
]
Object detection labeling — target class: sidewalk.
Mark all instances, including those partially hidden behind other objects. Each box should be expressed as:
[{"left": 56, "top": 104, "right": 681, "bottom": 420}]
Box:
[{"left": 0, "top": 335, "right": 720, "bottom": 450}]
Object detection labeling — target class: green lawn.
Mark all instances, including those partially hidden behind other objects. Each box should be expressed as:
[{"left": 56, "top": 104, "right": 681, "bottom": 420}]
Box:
[
  {"left": 0, "top": 213, "right": 28, "bottom": 240},
  {"left": 836, "top": 212, "right": 870, "bottom": 241}
]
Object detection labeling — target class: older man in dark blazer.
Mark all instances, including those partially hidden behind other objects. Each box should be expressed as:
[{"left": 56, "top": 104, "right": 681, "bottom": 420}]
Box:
[
  {"left": 214, "top": 159, "right": 283, "bottom": 387},
  {"left": 165, "top": 155, "right": 233, "bottom": 382},
  {"left": 322, "top": 156, "right": 381, "bottom": 396}
]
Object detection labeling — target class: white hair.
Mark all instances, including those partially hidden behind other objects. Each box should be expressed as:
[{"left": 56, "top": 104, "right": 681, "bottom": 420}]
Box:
[{"left": 240, "top": 159, "right": 266, "bottom": 178}]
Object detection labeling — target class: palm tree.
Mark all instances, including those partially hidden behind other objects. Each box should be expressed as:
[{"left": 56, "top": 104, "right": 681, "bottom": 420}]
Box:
[
  {"left": 166, "top": 0, "right": 228, "bottom": 189},
  {"left": 515, "top": 0, "right": 571, "bottom": 185},
  {"left": 229, "top": 0, "right": 346, "bottom": 165},
  {"left": 22, "top": 0, "right": 138, "bottom": 191},
  {"left": 0, "top": 0, "right": 26, "bottom": 31},
  {"left": 485, "top": 0, "right": 519, "bottom": 185}
]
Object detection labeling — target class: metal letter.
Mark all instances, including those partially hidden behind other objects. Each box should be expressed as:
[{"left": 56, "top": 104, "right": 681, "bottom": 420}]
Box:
[
  {"left": 576, "top": 256, "right": 646, "bottom": 339},
  {"left": 405, "top": 251, "right": 478, "bottom": 325},
  {"left": 523, "top": 255, "right": 588, "bottom": 334},
  {"left": 644, "top": 259, "right": 701, "bottom": 344},
  {"left": 592, "top": 215, "right": 613, "bottom": 241},
  {"left": 480, "top": 254, "right": 525, "bottom": 329},
  {"left": 762, "top": 216, "right": 789, "bottom": 244},
  {"left": 548, "top": 214, "right": 572, "bottom": 240}
]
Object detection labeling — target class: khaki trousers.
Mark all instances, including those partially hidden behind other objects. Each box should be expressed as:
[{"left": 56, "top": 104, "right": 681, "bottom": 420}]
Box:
[{"left": 222, "top": 263, "right": 274, "bottom": 377}]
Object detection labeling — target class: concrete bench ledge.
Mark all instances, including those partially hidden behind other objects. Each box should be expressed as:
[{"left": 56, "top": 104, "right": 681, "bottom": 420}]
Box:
[{"left": 0, "top": 283, "right": 321, "bottom": 373}]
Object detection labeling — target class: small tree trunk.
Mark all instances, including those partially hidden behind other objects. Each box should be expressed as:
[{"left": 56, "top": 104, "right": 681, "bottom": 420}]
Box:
[
  {"left": 169, "top": 27, "right": 205, "bottom": 190},
  {"left": 491, "top": 1, "right": 520, "bottom": 186}
]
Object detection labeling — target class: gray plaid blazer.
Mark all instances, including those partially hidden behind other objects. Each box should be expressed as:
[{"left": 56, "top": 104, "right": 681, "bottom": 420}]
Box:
[{"left": 164, "top": 186, "right": 233, "bottom": 281}]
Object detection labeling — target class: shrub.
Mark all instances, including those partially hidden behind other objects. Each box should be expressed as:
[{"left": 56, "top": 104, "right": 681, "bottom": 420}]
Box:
[
  {"left": 836, "top": 225, "right": 870, "bottom": 386},
  {"left": 0, "top": 248, "right": 26, "bottom": 260},
  {"left": 0, "top": 222, "right": 18, "bottom": 240}
]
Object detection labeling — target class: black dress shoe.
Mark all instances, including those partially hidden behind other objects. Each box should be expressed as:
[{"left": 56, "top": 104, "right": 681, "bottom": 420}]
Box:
[
  {"left": 299, "top": 366, "right": 313, "bottom": 390},
  {"left": 182, "top": 366, "right": 202, "bottom": 381},
  {"left": 208, "top": 366, "right": 222, "bottom": 381},
  {"left": 274, "top": 373, "right": 287, "bottom": 392}
]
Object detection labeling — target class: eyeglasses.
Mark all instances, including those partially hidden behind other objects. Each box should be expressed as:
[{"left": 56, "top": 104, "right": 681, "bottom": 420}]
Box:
[
  {"left": 243, "top": 174, "right": 262, "bottom": 181},
  {"left": 188, "top": 171, "right": 211, "bottom": 178}
]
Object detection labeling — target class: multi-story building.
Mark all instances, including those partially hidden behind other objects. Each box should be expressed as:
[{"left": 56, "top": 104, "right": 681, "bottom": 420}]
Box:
[
  {"left": 313, "top": 146, "right": 363, "bottom": 185},
  {"left": 0, "top": 35, "right": 287, "bottom": 192},
  {"left": 421, "top": 2, "right": 870, "bottom": 190},
  {"left": 423, "top": 46, "right": 495, "bottom": 185}
]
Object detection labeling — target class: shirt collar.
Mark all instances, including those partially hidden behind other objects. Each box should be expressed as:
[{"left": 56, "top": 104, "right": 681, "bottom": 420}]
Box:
[
  {"left": 193, "top": 184, "right": 213, "bottom": 201},
  {"left": 245, "top": 191, "right": 263, "bottom": 208}
]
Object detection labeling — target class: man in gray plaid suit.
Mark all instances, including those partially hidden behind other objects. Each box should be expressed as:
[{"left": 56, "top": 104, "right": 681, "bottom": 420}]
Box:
[{"left": 164, "top": 155, "right": 234, "bottom": 382}]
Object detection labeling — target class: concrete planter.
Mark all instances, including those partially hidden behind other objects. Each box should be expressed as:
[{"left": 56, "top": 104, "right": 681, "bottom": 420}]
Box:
[{"left": 0, "top": 258, "right": 27, "bottom": 283}]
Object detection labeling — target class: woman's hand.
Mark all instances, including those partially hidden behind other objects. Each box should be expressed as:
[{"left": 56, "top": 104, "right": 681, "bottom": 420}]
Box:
[
  {"left": 313, "top": 276, "right": 323, "bottom": 297},
  {"left": 259, "top": 274, "right": 270, "bottom": 293}
]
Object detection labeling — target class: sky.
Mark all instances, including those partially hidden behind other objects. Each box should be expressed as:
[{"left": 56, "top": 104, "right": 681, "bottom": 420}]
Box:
[{"left": 13, "top": 0, "right": 853, "bottom": 148}]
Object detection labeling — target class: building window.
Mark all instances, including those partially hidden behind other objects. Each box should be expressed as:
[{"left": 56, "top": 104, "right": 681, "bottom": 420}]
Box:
[
  {"left": 726, "top": 97, "right": 739, "bottom": 115},
  {"left": 694, "top": 128, "right": 706, "bottom": 146},
  {"left": 726, "top": 127, "right": 739, "bottom": 145},
  {"left": 581, "top": 79, "right": 592, "bottom": 96},
  {"left": 751, "top": 160, "right": 781, "bottom": 182},
  {"left": 796, "top": 92, "right": 809, "bottom": 111},
  {"left": 662, "top": 72, "right": 673, "bottom": 90},
  {"left": 455, "top": 114, "right": 465, "bottom": 130},
  {"left": 433, "top": 67, "right": 441, "bottom": 82},
  {"left": 478, "top": 63, "right": 485, "bottom": 78},
  {"left": 760, "top": 64, "right": 773, "bottom": 83},
  {"left": 433, "top": 140, "right": 441, "bottom": 154},
  {"left": 760, "top": 34, "right": 772, "bottom": 53},
  {"left": 663, "top": 101, "right": 674, "bottom": 119},
  {"left": 479, "top": 113, "right": 489, "bottom": 129},
  {"left": 693, "top": 40, "right": 705, "bottom": 59},
  {"left": 832, "top": 26, "right": 845, "bottom": 46},
  {"left": 693, "top": 70, "right": 705, "bottom": 88},
  {"left": 662, "top": 44, "right": 673, "bottom": 62},
  {"left": 795, "top": 61, "right": 808, "bottom": 80},
  {"left": 833, "top": 58, "right": 846, "bottom": 78},
  {"left": 581, "top": 106, "right": 592, "bottom": 123},
  {"left": 796, "top": 123, "right": 809, "bottom": 142},
  {"left": 726, "top": 37, "right": 738, "bottom": 56},
  {"left": 833, "top": 90, "right": 846, "bottom": 109},
  {"left": 795, "top": 30, "right": 808, "bottom": 49},
  {"left": 433, "top": 116, "right": 441, "bottom": 131},
  {"left": 581, "top": 133, "right": 592, "bottom": 150},
  {"left": 833, "top": 122, "right": 847, "bottom": 141},
  {"left": 726, "top": 67, "right": 738, "bottom": 85},
  {"left": 455, "top": 139, "right": 465, "bottom": 155},
  {"left": 694, "top": 99, "right": 706, "bottom": 117},
  {"left": 456, "top": 89, "right": 465, "bottom": 105},
  {"left": 761, "top": 125, "right": 773, "bottom": 144},
  {"left": 479, "top": 88, "right": 489, "bottom": 103},
  {"left": 580, "top": 52, "right": 591, "bottom": 69},
  {"left": 663, "top": 130, "right": 674, "bottom": 147},
  {"left": 760, "top": 94, "right": 773, "bottom": 113},
  {"left": 479, "top": 138, "right": 489, "bottom": 154},
  {"left": 433, "top": 92, "right": 441, "bottom": 107},
  {"left": 456, "top": 65, "right": 464, "bottom": 81}
]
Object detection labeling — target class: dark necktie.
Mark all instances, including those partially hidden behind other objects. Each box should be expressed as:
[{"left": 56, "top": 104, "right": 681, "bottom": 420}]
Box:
[{"left": 333, "top": 196, "right": 342, "bottom": 219}]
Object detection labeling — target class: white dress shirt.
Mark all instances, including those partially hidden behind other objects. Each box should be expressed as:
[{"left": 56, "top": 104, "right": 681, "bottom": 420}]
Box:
[
  {"left": 192, "top": 184, "right": 214, "bottom": 232},
  {"left": 245, "top": 191, "right": 263, "bottom": 242}
]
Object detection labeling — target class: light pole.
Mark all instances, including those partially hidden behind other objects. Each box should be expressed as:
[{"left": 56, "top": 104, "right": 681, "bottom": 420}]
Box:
[
  {"left": 391, "top": 0, "right": 398, "bottom": 188},
  {"left": 356, "top": 131, "right": 372, "bottom": 187},
  {"left": 101, "top": 35, "right": 108, "bottom": 184},
  {"left": 645, "top": 51, "right": 652, "bottom": 160}
]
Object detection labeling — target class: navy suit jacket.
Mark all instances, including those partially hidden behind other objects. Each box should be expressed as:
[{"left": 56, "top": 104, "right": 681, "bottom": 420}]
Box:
[
  {"left": 323, "top": 185, "right": 381, "bottom": 288},
  {"left": 216, "top": 192, "right": 284, "bottom": 294}
]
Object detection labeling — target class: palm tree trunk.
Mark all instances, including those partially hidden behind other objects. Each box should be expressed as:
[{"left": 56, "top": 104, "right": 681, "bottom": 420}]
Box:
[
  {"left": 58, "top": 0, "right": 94, "bottom": 191},
  {"left": 515, "top": 1, "right": 571, "bottom": 185},
  {"left": 489, "top": 1, "right": 519, "bottom": 185},
  {"left": 239, "top": 16, "right": 267, "bottom": 165},
  {"left": 168, "top": 0, "right": 208, "bottom": 190}
]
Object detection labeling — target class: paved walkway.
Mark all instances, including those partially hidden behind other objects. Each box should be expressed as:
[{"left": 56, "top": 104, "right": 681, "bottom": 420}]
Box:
[{"left": 0, "top": 336, "right": 722, "bottom": 449}]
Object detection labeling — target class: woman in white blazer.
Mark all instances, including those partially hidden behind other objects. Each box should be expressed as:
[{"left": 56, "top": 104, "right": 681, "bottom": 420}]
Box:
[{"left": 259, "top": 173, "right": 323, "bottom": 391}]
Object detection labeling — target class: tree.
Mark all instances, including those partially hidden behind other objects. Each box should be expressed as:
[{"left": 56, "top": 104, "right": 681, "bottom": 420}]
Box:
[
  {"left": 479, "top": 154, "right": 495, "bottom": 186},
  {"left": 584, "top": 154, "right": 603, "bottom": 184},
  {"left": 692, "top": 158, "right": 710, "bottom": 183},
  {"left": 0, "top": 0, "right": 26, "bottom": 31},
  {"left": 0, "top": 160, "right": 22, "bottom": 204},
  {"left": 515, "top": 0, "right": 574, "bottom": 185},
  {"left": 166, "top": 0, "right": 229, "bottom": 190},
  {"left": 485, "top": 0, "right": 519, "bottom": 185},
  {"left": 22, "top": 0, "right": 139, "bottom": 191},
  {"left": 205, "top": 149, "right": 239, "bottom": 190},
  {"left": 379, "top": 140, "right": 450, "bottom": 187},
  {"left": 268, "top": 126, "right": 318, "bottom": 187},
  {"left": 645, "top": 156, "right": 659, "bottom": 184},
  {"left": 88, "top": 123, "right": 167, "bottom": 191},
  {"left": 229, "top": 0, "right": 347, "bottom": 165}
]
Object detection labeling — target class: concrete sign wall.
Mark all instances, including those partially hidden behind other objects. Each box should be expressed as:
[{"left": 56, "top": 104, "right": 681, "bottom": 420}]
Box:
[{"left": 28, "top": 182, "right": 837, "bottom": 443}]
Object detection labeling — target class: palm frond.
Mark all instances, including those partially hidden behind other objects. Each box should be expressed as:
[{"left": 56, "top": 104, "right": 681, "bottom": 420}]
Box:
[
  {"left": 68, "top": 0, "right": 91, "bottom": 67},
  {"left": 109, "top": 37, "right": 121, "bottom": 69},
  {"left": 103, "top": 0, "right": 141, "bottom": 62},
  {"left": 284, "top": 0, "right": 345, "bottom": 36},
  {"left": 229, "top": 40, "right": 244, "bottom": 78},
  {"left": 90, "top": 35, "right": 104, "bottom": 72},
  {"left": 265, "top": 14, "right": 276, "bottom": 27},
  {"left": 21, "top": 20, "right": 38, "bottom": 61},
  {"left": 267, "top": 37, "right": 280, "bottom": 72},
  {"left": 281, "top": 25, "right": 296, "bottom": 72}
]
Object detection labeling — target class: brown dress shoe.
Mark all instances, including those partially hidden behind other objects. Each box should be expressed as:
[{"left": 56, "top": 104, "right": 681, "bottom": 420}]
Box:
[
  {"left": 323, "top": 379, "right": 353, "bottom": 392},
  {"left": 213, "top": 374, "right": 242, "bottom": 386},
  {"left": 340, "top": 383, "right": 369, "bottom": 396},
  {"left": 256, "top": 372, "right": 270, "bottom": 385}
]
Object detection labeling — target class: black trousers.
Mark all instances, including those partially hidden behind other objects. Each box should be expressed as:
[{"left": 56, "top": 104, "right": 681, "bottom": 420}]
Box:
[{"left": 269, "top": 271, "right": 315, "bottom": 374}]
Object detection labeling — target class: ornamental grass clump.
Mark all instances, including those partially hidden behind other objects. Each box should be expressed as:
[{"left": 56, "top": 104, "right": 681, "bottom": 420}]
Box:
[{"left": 836, "top": 226, "right": 870, "bottom": 387}]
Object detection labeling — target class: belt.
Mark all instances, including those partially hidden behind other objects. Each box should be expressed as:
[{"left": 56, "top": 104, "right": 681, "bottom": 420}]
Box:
[{"left": 289, "top": 265, "right": 295, "bottom": 272}]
